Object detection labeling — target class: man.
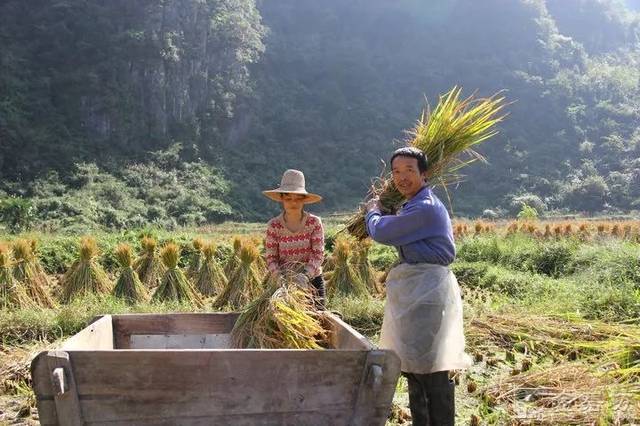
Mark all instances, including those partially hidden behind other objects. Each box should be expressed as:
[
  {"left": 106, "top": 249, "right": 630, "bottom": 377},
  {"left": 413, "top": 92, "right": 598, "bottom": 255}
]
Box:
[{"left": 365, "top": 147, "right": 470, "bottom": 426}]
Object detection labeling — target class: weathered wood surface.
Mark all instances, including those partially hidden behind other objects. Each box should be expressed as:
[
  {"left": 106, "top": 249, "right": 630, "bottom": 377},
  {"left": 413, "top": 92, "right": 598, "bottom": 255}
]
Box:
[
  {"left": 323, "top": 314, "right": 373, "bottom": 350},
  {"left": 129, "top": 333, "right": 232, "bottom": 349},
  {"left": 113, "top": 313, "right": 239, "bottom": 349},
  {"left": 46, "top": 351, "right": 83, "bottom": 426},
  {"left": 31, "top": 312, "right": 401, "bottom": 425},
  {"left": 61, "top": 315, "right": 113, "bottom": 350}
]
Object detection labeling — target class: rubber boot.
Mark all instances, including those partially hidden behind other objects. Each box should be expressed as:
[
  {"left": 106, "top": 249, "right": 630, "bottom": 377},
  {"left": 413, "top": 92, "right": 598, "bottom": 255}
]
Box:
[{"left": 404, "top": 373, "right": 430, "bottom": 426}]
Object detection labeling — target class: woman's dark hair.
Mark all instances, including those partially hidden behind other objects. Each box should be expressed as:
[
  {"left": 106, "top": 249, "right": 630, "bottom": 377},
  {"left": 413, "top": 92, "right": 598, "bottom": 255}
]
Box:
[{"left": 390, "top": 147, "right": 428, "bottom": 173}]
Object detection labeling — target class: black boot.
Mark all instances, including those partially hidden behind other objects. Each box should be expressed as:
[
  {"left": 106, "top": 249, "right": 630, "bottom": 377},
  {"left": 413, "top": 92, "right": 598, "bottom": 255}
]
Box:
[
  {"left": 404, "top": 373, "right": 430, "bottom": 426},
  {"left": 424, "top": 376, "right": 455, "bottom": 426}
]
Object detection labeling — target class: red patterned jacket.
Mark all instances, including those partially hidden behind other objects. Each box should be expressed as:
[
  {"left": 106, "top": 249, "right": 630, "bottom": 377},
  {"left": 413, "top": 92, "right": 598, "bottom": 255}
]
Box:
[{"left": 264, "top": 212, "right": 325, "bottom": 278}]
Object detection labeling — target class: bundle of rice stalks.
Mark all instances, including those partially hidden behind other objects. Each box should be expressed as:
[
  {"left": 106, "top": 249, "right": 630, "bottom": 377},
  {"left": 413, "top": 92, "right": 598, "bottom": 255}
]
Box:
[
  {"left": 231, "top": 273, "right": 326, "bottom": 349},
  {"left": 134, "top": 236, "right": 166, "bottom": 288},
  {"left": 214, "top": 242, "right": 265, "bottom": 309},
  {"left": 0, "top": 244, "right": 34, "bottom": 309},
  {"left": 60, "top": 237, "right": 111, "bottom": 303},
  {"left": 351, "top": 240, "right": 381, "bottom": 295},
  {"left": 223, "top": 237, "right": 243, "bottom": 277},
  {"left": 194, "top": 243, "right": 227, "bottom": 297},
  {"left": 484, "top": 362, "right": 640, "bottom": 425},
  {"left": 152, "top": 243, "right": 203, "bottom": 307},
  {"left": 112, "top": 244, "right": 147, "bottom": 304},
  {"left": 12, "top": 239, "right": 54, "bottom": 308},
  {"left": 346, "top": 87, "right": 507, "bottom": 239},
  {"left": 186, "top": 238, "right": 205, "bottom": 278},
  {"left": 325, "top": 238, "right": 368, "bottom": 298}
]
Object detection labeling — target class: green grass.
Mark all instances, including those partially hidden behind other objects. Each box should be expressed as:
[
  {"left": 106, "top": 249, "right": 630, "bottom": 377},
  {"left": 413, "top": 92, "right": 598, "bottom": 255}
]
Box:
[{"left": 2, "top": 224, "right": 640, "bottom": 425}]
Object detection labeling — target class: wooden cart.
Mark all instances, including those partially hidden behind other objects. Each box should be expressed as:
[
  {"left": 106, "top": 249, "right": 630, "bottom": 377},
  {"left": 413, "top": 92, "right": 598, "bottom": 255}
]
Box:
[{"left": 31, "top": 312, "right": 400, "bottom": 425}]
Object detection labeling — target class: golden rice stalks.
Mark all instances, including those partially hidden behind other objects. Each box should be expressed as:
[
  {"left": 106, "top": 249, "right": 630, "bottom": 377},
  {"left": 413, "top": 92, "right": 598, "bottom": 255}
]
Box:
[
  {"left": 134, "top": 236, "right": 166, "bottom": 288},
  {"left": 11, "top": 239, "right": 54, "bottom": 308},
  {"left": 152, "top": 243, "right": 203, "bottom": 307},
  {"left": 326, "top": 238, "right": 368, "bottom": 298},
  {"left": 214, "top": 242, "right": 265, "bottom": 309},
  {"left": 195, "top": 243, "right": 227, "bottom": 297},
  {"left": 351, "top": 240, "right": 381, "bottom": 295},
  {"left": 0, "top": 244, "right": 35, "bottom": 309},
  {"left": 223, "top": 237, "right": 243, "bottom": 278},
  {"left": 346, "top": 87, "right": 507, "bottom": 239},
  {"left": 484, "top": 362, "right": 640, "bottom": 425},
  {"left": 468, "top": 313, "right": 640, "bottom": 364},
  {"left": 186, "top": 238, "right": 205, "bottom": 278},
  {"left": 112, "top": 244, "right": 147, "bottom": 304},
  {"left": 231, "top": 273, "right": 326, "bottom": 349},
  {"left": 60, "top": 237, "right": 111, "bottom": 303}
]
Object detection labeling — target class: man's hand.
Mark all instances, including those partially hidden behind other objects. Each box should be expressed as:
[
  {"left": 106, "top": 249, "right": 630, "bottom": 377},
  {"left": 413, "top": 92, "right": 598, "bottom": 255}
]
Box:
[{"left": 364, "top": 197, "right": 381, "bottom": 213}]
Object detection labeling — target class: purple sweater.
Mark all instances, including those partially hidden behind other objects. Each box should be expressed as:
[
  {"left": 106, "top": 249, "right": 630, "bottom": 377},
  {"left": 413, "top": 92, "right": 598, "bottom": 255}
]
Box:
[{"left": 365, "top": 186, "right": 456, "bottom": 266}]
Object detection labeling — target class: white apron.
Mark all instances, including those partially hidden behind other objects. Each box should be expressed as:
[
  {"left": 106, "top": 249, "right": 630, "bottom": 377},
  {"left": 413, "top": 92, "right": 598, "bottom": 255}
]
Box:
[{"left": 379, "top": 263, "right": 472, "bottom": 374}]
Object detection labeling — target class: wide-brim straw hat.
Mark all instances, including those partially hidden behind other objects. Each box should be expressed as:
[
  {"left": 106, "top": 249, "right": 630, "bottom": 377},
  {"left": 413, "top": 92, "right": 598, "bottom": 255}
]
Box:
[{"left": 262, "top": 169, "right": 322, "bottom": 204}]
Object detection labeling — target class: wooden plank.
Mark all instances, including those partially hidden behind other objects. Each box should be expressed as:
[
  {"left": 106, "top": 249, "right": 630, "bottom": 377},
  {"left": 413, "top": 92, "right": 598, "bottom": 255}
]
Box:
[
  {"left": 62, "top": 314, "right": 113, "bottom": 350},
  {"left": 113, "top": 313, "right": 239, "bottom": 349},
  {"left": 82, "top": 410, "right": 347, "bottom": 425},
  {"left": 349, "top": 350, "right": 401, "bottom": 425},
  {"left": 30, "top": 352, "right": 58, "bottom": 425},
  {"left": 323, "top": 313, "right": 373, "bottom": 350},
  {"left": 129, "top": 333, "right": 231, "bottom": 349},
  {"left": 46, "top": 351, "right": 83, "bottom": 426},
  {"left": 35, "top": 350, "right": 370, "bottom": 424}
]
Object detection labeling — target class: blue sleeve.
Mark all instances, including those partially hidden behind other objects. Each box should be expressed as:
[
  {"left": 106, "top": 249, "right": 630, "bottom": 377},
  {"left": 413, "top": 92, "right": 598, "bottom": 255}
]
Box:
[{"left": 365, "top": 201, "right": 446, "bottom": 246}]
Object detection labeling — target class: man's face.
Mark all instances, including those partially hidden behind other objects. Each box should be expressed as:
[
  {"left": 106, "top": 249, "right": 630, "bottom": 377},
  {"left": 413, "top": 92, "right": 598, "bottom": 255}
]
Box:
[{"left": 391, "top": 155, "right": 425, "bottom": 199}]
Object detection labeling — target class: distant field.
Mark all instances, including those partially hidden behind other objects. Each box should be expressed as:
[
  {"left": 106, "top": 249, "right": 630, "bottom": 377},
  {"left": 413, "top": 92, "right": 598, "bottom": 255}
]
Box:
[{"left": 1, "top": 218, "right": 639, "bottom": 425}]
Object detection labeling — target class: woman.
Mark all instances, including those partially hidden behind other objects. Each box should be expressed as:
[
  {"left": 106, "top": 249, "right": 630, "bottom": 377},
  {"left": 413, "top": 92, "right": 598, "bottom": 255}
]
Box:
[{"left": 263, "top": 169, "right": 326, "bottom": 309}]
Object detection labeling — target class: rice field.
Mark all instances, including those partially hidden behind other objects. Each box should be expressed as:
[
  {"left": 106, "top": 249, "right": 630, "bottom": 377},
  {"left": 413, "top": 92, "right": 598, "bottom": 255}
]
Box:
[{"left": 0, "top": 218, "right": 639, "bottom": 425}]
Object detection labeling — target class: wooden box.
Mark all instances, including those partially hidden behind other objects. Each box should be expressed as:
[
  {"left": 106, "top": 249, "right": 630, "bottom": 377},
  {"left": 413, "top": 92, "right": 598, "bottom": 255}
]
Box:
[{"left": 31, "top": 312, "right": 400, "bottom": 425}]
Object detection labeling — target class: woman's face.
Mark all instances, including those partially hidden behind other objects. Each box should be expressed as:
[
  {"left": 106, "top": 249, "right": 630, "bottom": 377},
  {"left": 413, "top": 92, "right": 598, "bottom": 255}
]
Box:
[{"left": 281, "top": 193, "right": 307, "bottom": 213}]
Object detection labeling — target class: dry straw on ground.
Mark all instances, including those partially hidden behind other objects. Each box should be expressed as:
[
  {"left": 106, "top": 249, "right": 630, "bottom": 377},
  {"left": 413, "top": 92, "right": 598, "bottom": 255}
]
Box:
[{"left": 469, "top": 312, "right": 640, "bottom": 425}]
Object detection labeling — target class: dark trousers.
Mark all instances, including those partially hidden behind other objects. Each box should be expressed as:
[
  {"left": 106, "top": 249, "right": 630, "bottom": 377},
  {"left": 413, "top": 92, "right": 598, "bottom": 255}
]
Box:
[
  {"left": 310, "top": 275, "right": 326, "bottom": 310},
  {"left": 403, "top": 370, "right": 455, "bottom": 426}
]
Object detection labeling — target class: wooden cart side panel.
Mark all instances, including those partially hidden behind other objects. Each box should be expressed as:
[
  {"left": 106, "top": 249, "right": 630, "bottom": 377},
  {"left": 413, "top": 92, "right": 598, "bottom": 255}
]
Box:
[
  {"left": 61, "top": 315, "right": 113, "bottom": 350},
  {"left": 34, "top": 350, "right": 382, "bottom": 425},
  {"left": 112, "top": 313, "right": 239, "bottom": 348},
  {"left": 81, "top": 411, "right": 354, "bottom": 426},
  {"left": 324, "top": 313, "right": 373, "bottom": 350},
  {"left": 30, "top": 352, "right": 58, "bottom": 425},
  {"left": 350, "top": 350, "right": 402, "bottom": 425}
]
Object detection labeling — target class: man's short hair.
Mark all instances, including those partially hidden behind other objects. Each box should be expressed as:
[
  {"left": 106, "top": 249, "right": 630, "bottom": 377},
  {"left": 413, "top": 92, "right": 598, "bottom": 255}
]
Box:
[{"left": 390, "top": 147, "right": 428, "bottom": 173}]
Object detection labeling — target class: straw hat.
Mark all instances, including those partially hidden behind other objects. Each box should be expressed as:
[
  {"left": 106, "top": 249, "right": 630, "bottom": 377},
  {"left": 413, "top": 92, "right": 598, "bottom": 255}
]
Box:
[{"left": 262, "top": 169, "right": 322, "bottom": 204}]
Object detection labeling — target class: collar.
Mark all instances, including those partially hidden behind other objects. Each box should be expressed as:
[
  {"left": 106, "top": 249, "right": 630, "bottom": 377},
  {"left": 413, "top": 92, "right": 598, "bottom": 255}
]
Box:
[{"left": 401, "top": 185, "right": 430, "bottom": 208}]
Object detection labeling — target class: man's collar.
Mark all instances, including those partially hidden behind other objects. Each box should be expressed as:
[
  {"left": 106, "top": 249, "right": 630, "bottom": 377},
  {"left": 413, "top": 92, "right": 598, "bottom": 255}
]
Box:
[{"left": 402, "top": 185, "right": 429, "bottom": 207}]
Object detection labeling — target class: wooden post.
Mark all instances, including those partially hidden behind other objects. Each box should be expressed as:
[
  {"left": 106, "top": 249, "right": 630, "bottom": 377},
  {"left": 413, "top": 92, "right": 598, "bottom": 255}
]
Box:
[
  {"left": 349, "top": 350, "right": 388, "bottom": 425},
  {"left": 46, "top": 351, "right": 83, "bottom": 426}
]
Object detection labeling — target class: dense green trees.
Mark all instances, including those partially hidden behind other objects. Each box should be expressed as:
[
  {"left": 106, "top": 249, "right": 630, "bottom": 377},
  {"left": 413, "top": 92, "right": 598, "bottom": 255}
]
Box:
[{"left": 0, "top": 0, "right": 639, "bottom": 231}]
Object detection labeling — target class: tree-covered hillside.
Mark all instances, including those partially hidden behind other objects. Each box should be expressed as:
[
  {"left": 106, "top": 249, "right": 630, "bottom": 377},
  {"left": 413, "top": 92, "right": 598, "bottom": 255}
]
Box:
[{"left": 1, "top": 0, "right": 639, "bottom": 230}]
